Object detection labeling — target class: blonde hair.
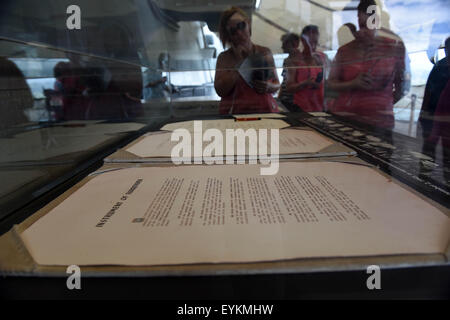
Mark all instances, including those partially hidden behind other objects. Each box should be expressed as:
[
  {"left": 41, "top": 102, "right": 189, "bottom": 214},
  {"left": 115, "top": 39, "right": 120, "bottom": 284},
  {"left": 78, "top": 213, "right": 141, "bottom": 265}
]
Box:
[{"left": 218, "top": 6, "right": 250, "bottom": 47}]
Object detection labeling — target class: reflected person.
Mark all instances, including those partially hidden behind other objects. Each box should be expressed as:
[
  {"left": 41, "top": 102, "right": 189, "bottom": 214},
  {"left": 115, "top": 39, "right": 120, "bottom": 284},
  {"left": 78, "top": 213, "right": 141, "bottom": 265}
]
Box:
[
  {"left": 86, "top": 25, "right": 144, "bottom": 120},
  {"left": 418, "top": 37, "right": 450, "bottom": 162},
  {"left": 144, "top": 52, "right": 174, "bottom": 101},
  {"left": 53, "top": 61, "right": 87, "bottom": 121},
  {"left": 428, "top": 74, "right": 450, "bottom": 182},
  {"left": 214, "top": 6, "right": 280, "bottom": 114},
  {"left": 327, "top": 0, "right": 406, "bottom": 129},
  {"left": 0, "top": 57, "right": 33, "bottom": 131},
  {"left": 278, "top": 33, "right": 300, "bottom": 110},
  {"left": 286, "top": 25, "right": 328, "bottom": 112}
]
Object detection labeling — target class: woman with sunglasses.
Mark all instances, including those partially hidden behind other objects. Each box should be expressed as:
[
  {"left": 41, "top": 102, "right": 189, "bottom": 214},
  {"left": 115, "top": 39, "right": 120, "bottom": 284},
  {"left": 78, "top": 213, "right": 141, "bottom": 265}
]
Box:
[{"left": 214, "top": 7, "right": 280, "bottom": 114}]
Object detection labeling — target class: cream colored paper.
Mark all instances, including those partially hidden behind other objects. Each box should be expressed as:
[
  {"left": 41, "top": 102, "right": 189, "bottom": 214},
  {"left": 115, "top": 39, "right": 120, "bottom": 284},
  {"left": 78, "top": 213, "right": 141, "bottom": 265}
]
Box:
[
  {"left": 160, "top": 119, "right": 289, "bottom": 132},
  {"left": 233, "top": 114, "right": 287, "bottom": 119},
  {"left": 125, "top": 128, "right": 334, "bottom": 158},
  {"left": 308, "top": 112, "right": 331, "bottom": 117},
  {"left": 21, "top": 162, "right": 450, "bottom": 266}
]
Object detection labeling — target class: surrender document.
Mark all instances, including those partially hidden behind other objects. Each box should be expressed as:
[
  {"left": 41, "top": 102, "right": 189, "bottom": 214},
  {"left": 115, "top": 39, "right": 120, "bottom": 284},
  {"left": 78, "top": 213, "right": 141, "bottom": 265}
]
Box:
[
  {"left": 125, "top": 128, "right": 335, "bottom": 158},
  {"left": 233, "top": 114, "right": 287, "bottom": 119},
  {"left": 21, "top": 162, "right": 450, "bottom": 266},
  {"left": 160, "top": 119, "right": 289, "bottom": 132}
]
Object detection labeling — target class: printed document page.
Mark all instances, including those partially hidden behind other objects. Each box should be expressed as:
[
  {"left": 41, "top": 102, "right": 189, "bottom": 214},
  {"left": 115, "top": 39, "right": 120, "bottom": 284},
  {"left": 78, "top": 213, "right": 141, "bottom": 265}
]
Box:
[
  {"left": 160, "top": 119, "right": 289, "bottom": 132},
  {"left": 233, "top": 114, "right": 286, "bottom": 119},
  {"left": 125, "top": 128, "right": 334, "bottom": 158},
  {"left": 21, "top": 162, "right": 450, "bottom": 266}
]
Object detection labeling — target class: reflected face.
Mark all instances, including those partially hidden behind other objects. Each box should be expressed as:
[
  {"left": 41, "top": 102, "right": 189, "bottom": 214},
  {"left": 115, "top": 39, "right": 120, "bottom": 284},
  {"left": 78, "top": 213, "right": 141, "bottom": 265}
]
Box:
[
  {"left": 227, "top": 13, "right": 250, "bottom": 46},
  {"left": 304, "top": 31, "right": 319, "bottom": 50},
  {"left": 358, "top": 11, "right": 370, "bottom": 30},
  {"left": 281, "top": 40, "right": 293, "bottom": 53}
]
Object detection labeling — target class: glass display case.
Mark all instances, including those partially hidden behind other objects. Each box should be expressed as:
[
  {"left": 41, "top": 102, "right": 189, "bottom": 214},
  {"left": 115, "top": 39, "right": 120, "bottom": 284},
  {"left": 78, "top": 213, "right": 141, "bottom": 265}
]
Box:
[{"left": 0, "top": 0, "right": 449, "bottom": 299}]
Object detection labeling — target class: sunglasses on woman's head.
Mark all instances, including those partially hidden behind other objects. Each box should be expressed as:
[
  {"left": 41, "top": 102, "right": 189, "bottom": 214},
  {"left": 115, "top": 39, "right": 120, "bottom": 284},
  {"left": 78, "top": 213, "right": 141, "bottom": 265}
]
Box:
[{"left": 228, "top": 21, "right": 246, "bottom": 36}]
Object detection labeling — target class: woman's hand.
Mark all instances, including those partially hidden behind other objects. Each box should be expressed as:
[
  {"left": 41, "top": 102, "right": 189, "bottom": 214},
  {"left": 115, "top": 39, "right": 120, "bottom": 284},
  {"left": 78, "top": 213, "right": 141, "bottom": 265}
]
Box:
[
  {"left": 252, "top": 79, "right": 280, "bottom": 94},
  {"left": 351, "top": 72, "right": 374, "bottom": 90},
  {"left": 214, "top": 52, "right": 241, "bottom": 97},
  {"left": 252, "top": 79, "right": 268, "bottom": 94},
  {"left": 302, "top": 77, "right": 320, "bottom": 89}
]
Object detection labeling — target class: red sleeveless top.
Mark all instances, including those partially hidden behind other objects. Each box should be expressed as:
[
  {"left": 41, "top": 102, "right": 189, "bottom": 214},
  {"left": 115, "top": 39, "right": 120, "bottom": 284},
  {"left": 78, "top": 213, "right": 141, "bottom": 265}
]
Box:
[
  {"left": 293, "top": 52, "right": 326, "bottom": 112},
  {"left": 219, "top": 76, "right": 279, "bottom": 114}
]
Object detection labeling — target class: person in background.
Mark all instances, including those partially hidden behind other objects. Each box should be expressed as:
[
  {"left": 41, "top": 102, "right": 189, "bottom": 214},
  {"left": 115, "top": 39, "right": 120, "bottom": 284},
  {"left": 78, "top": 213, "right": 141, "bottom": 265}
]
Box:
[
  {"left": 84, "top": 25, "right": 144, "bottom": 120},
  {"left": 286, "top": 25, "right": 328, "bottom": 112},
  {"left": 428, "top": 78, "right": 450, "bottom": 181},
  {"left": 418, "top": 37, "right": 450, "bottom": 160},
  {"left": 327, "top": 0, "right": 406, "bottom": 129},
  {"left": 278, "top": 33, "right": 300, "bottom": 111},
  {"left": 144, "top": 52, "right": 173, "bottom": 101},
  {"left": 52, "top": 61, "right": 86, "bottom": 121},
  {"left": 214, "top": 6, "right": 280, "bottom": 114},
  {"left": 0, "top": 56, "right": 33, "bottom": 130}
]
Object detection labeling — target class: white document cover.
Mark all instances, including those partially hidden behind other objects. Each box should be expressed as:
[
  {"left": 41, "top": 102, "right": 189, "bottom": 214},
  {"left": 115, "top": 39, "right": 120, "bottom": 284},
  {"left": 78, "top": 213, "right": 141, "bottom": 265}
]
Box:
[{"left": 21, "top": 162, "right": 450, "bottom": 266}]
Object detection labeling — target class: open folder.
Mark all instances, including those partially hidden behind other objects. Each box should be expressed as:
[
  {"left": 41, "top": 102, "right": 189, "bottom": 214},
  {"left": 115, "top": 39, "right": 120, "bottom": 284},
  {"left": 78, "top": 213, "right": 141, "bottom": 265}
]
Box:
[
  {"left": 3, "top": 161, "right": 448, "bottom": 268},
  {"left": 105, "top": 126, "right": 356, "bottom": 163}
]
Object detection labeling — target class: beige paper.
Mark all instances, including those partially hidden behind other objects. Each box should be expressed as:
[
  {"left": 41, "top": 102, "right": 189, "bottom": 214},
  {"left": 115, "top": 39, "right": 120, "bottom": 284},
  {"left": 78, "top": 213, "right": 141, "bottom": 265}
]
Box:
[
  {"left": 308, "top": 112, "right": 331, "bottom": 117},
  {"left": 125, "top": 128, "right": 334, "bottom": 158},
  {"left": 160, "top": 119, "right": 290, "bottom": 132},
  {"left": 233, "top": 114, "right": 287, "bottom": 119},
  {"left": 21, "top": 162, "right": 450, "bottom": 266}
]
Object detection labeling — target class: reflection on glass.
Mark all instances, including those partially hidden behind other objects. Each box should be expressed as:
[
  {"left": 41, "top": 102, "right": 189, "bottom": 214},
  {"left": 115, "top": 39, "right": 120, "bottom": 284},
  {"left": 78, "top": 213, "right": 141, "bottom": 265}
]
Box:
[
  {"left": 40, "top": 53, "right": 144, "bottom": 121},
  {"left": 285, "top": 25, "right": 328, "bottom": 112},
  {"left": 0, "top": 56, "right": 33, "bottom": 130},
  {"left": 419, "top": 37, "right": 450, "bottom": 179},
  {"left": 0, "top": 0, "right": 449, "bottom": 225},
  {"left": 143, "top": 52, "right": 172, "bottom": 101},
  {"left": 278, "top": 33, "right": 298, "bottom": 110},
  {"left": 327, "top": 0, "right": 406, "bottom": 130},
  {"left": 0, "top": 40, "right": 149, "bottom": 219},
  {"left": 214, "top": 7, "right": 280, "bottom": 114}
]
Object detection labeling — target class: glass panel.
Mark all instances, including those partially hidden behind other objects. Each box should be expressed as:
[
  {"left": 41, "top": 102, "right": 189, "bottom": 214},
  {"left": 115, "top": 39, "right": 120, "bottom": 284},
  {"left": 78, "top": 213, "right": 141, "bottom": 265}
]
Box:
[{"left": 0, "top": 1, "right": 449, "bottom": 285}]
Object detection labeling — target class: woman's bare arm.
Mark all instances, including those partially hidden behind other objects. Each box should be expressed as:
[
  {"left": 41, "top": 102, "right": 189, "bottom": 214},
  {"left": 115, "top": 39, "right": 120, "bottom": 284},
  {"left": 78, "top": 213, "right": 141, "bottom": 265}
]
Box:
[
  {"left": 252, "top": 47, "right": 280, "bottom": 94},
  {"left": 327, "top": 56, "right": 373, "bottom": 92},
  {"left": 286, "top": 57, "right": 318, "bottom": 93},
  {"left": 214, "top": 52, "right": 240, "bottom": 97}
]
